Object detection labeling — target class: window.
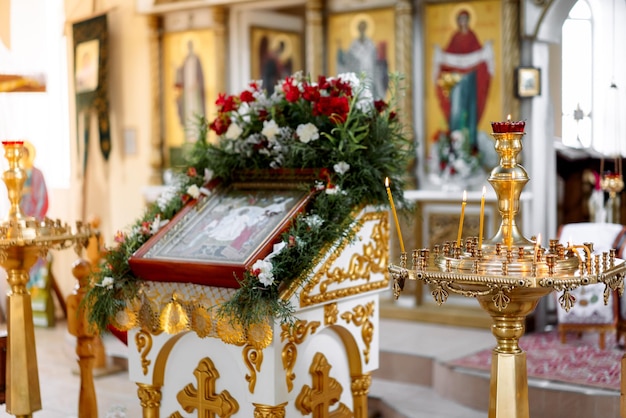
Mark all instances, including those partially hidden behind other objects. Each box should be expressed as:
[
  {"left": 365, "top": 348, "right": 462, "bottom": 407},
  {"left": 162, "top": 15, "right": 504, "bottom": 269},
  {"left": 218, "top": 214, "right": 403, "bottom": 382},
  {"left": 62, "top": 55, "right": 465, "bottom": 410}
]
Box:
[{"left": 561, "top": 0, "right": 592, "bottom": 149}]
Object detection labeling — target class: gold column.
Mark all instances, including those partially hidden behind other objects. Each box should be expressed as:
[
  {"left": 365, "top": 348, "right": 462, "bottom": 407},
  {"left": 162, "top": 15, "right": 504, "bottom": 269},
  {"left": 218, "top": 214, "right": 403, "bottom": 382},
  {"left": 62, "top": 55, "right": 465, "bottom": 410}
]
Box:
[
  {"left": 305, "top": 0, "right": 324, "bottom": 79},
  {"left": 147, "top": 15, "right": 163, "bottom": 185},
  {"left": 253, "top": 402, "right": 287, "bottom": 418},
  {"left": 351, "top": 373, "right": 372, "bottom": 418},
  {"left": 137, "top": 383, "right": 162, "bottom": 418},
  {"left": 212, "top": 6, "right": 227, "bottom": 94}
]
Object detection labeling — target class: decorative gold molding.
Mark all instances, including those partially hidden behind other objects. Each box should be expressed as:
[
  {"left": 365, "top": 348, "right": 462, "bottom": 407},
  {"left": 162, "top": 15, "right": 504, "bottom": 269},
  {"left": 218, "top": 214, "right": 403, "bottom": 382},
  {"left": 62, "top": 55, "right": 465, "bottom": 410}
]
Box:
[
  {"left": 253, "top": 402, "right": 288, "bottom": 418},
  {"left": 340, "top": 301, "right": 375, "bottom": 364},
  {"left": 295, "top": 352, "right": 352, "bottom": 417},
  {"left": 175, "top": 357, "right": 239, "bottom": 417},
  {"left": 351, "top": 373, "right": 372, "bottom": 418},
  {"left": 280, "top": 320, "right": 320, "bottom": 392},
  {"left": 136, "top": 329, "right": 153, "bottom": 376},
  {"left": 243, "top": 343, "right": 263, "bottom": 394},
  {"left": 300, "top": 211, "right": 389, "bottom": 307},
  {"left": 502, "top": 0, "right": 521, "bottom": 119},
  {"left": 137, "top": 382, "right": 162, "bottom": 417},
  {"left": 324, "top": 302, "right": 339, "bottom": 326}
]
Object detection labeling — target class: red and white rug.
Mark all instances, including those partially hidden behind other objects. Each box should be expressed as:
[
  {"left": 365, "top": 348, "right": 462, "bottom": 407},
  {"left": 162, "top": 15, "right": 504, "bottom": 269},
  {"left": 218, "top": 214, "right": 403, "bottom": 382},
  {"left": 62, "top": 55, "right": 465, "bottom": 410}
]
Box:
[{"left": 448, "top": 330, "right": 623, "bottom": 391}]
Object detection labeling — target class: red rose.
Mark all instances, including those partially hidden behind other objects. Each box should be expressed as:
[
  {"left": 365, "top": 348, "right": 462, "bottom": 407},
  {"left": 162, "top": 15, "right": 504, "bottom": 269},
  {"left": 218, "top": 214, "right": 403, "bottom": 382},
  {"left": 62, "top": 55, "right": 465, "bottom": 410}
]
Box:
[
  {"left": 282, "top": 78, "right": 300, "bottom": 102},
  {"left": 314, "top": 96, "right": 349, "bottom": 123},
  {"left": 374, "top": 100, "right": 388, "bottom": 113},
  {"left": 302, "top": 84, "right": 320, "bottom": 102},
  {"left": 240, "top": 90, "right": 255, "bottom": 103},
  {"left": 209, "top": 116, "right": 231, "bottom": 135}
]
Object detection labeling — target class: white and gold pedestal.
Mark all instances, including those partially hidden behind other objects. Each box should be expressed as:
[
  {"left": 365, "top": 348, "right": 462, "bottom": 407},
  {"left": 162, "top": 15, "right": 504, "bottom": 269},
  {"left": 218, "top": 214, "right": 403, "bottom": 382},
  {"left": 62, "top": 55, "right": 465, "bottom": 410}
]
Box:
[{"left": 125, "top": 208, "right": 388, "bottom": 417}]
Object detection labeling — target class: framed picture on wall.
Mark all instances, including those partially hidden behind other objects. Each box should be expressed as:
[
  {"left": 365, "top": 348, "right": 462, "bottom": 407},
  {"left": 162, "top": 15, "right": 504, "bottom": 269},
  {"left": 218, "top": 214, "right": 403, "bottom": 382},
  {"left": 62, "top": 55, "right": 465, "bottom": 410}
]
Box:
[
  {"left": 516, "top": 67, "right": 541, "bottom": 98},
  {"left": 129, "top": 180, "right": 316, "bottom": 288},
  {"left": 249, "top": 26, "right": 303, "bottom": 94},
  {"left": 326, "top": 7, "right": 395, "bottom": 101},
  {"left": 75, "top": 39, "right": 100, "bottom": 93},
  {"left": 162, "top": 29, "right": 217, "bottom": 167}
]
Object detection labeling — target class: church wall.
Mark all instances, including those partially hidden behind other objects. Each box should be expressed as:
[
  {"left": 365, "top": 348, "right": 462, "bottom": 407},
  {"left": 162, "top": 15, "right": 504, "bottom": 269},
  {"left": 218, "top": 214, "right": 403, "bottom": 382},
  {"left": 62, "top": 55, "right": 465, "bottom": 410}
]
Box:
[{"left": 64, "top": 0, "right": 154, "bottom": 245}]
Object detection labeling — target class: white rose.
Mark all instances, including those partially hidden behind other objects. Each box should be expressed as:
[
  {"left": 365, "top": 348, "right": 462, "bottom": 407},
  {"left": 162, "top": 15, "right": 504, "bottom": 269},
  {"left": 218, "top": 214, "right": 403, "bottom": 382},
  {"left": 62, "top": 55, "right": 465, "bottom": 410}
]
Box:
[
  {"left": 296, "top": 123, "right": 319, "bottom": 144},
  {"left": 101, "top": 276, "right": 114, "bottom": 290},
  {"left": 262, "top": 120, "right": 280, "bottom": 141},
  {"left": 333, "top": 161, "right": 350, "bottom": 175},
  {"left": 252, "top": 259, "right": 275, "bottom": 287},
  {"left": 225, "top": 123, "right": 243, "bottom": 140},
  {"left": 187, "top": 184, "right": 200, "bottom": 199}
]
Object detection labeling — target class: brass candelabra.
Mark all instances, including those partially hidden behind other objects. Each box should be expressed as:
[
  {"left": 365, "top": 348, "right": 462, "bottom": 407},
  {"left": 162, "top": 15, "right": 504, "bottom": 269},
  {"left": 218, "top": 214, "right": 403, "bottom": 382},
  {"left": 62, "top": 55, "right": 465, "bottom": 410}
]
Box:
[
  {"left": 388, "top": 126, "right": 626, "bottom": 418},
  {"left": 0, "top": 141, "right": 92, "bottom": 417}
]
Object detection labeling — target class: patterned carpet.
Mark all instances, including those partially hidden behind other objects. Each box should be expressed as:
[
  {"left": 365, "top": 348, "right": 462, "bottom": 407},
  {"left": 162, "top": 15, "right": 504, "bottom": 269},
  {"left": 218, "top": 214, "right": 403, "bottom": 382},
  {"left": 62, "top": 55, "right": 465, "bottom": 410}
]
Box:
[{"left": 448, "top": 330, "right": 624, "bottom": 391}]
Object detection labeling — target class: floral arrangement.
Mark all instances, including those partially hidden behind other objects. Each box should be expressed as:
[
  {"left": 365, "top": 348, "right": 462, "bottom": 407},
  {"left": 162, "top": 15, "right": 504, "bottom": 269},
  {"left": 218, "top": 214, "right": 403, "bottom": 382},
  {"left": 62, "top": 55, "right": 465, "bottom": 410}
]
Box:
[{"left": 84, "top": 71, "right": 414, "bottom": 335}]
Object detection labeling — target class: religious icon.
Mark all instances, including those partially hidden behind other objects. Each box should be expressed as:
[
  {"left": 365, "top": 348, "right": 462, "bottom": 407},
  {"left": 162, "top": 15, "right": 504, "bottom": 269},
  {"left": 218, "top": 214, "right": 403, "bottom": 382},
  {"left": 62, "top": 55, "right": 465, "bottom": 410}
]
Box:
[
  {"left": 327, "top": 8, "right": 395, "bottom": 101},
  {"left": 174, "top": 39, "right": 206, "bottom": 141},
  {"left": 424, "top": 1, "right": 503, "bottom": 187},
  {"left": 74, "top": 39, "right": 100, "bottom": 93},
  {"left": 250, "top": 27, "right": 302, "bottom": 95}
]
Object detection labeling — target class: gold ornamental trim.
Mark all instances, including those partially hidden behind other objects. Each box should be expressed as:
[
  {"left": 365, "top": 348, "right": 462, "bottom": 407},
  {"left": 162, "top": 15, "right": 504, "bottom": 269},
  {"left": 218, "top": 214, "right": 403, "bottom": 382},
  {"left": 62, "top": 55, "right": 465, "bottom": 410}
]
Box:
[
  {"left": 175, "top": 357, "right": 239, "bottom": 417},
  {"left": 280, "top": 320, "right": 320, "bottom": 392},
  {"left": 300, "top": 211, "right": 389, "bottom": 307},
  {"left": 253, "top": 402, "right": 288, "bottom": 418},
  {"left": 295, "top": 352, "right": 352, "bottom": 417},
  {"left": 324, "top": 302, "right": 339, "bottom": 326},
  {"left": 137, "top": 382, "right": 162, "bottom": 410},
  {"left": 340, "top": 301, "right": 375, "bottom": 364},
  {"left": 351, "top": 374, "right": 372, "bottom": 397},
  {"left": 243, "top": 343, "right": 263, "bottom": 394},
  {"left": 136, "top": 329, "right": 153, "bottom": 376}
]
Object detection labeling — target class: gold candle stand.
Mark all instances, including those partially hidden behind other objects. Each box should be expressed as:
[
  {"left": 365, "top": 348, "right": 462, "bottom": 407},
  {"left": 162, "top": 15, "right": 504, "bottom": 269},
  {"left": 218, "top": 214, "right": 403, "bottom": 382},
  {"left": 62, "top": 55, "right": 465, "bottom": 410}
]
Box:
[
  {"left": 389, "top": 131, "right": 626, "bottom": 418},
  {"left": 0, "top": 141, "right": 91, "bottom": 417}
]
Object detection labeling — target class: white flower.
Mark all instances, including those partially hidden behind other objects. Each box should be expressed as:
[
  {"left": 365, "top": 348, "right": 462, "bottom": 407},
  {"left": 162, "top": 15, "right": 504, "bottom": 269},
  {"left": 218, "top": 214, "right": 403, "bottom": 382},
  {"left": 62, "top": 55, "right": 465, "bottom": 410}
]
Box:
[
  {"left": 252, "top": 259, "right": 274, "bottom": 287},
  {"left": 187, "top": 184, "right": 200, "bottom": 199},
  {"left": 338, "top": 72, "right": 360, "bottom": 89},
  {"left": 225, "top": 122, "right": 243, "bottom": 140},
  {"left": 333, "top": 161, "right": 350, "bottom": 175},
  {"left": 266, "top": 241, "right": 286, "bottom": 260},
  {"left": 204, "top": 168, "right": 214, "bottom": 183},
  {"left": 150, "top": 214, "right": 169, "bottom": 235},
  {"left": 296, "top": 123, "right": 319, "bottom": 143},
  {"left": 101, "top": 276, "right": 114, "bottom": 290},
  {"left": 304, "top": 214, "right": 324, "bottom": 228},
  {"left": 325, "top": 185, "right": 341, "bottom": 195},
  {"left": 262, "top": 119, "right": 280, "bottom": 141}
]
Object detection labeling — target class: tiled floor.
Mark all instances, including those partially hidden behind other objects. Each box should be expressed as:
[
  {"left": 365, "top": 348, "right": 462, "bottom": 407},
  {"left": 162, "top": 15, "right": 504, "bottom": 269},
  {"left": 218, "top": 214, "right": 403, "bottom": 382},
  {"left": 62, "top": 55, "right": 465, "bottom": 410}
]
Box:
[{"left": 0, "top": 317, "right": 618, "bottom": 417}]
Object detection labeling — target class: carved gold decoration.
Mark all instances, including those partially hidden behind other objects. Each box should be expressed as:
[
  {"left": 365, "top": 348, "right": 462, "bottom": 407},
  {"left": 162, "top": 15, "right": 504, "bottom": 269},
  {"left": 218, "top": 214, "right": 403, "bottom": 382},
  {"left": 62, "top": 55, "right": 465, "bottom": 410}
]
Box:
[
  {"left": 247, "top": 321, "right": 273, "bottom": 350},
  {"left": 351, "top": 373, "right": 372, "bottom": 418},
  {"left": 280, "top": 320, "right": 320, "bottom": 392},
  {"left": 175, "top": 357, "right": 239, "bottom": 417},
  {"left": 136, "top": 329, "right": 153, "bottom": 376},
  {"left": 340, "top": 302, "right": 375, "bottom": 364},
  {"left": 253, "top": 402, "right": 288, "bottom": 418},
  {"left": 243, "top": 344, "right": 263, "bottom": 394},
  {"left": 295, "top": 352, "right": 352, "bottom": 417},
  {"left": 324, "top": 303, "right": 339, "bottom": 326},
  {"left": 137, "top": 382, "right": 162, "bottom": 417},
  {"left": 160, "top": 294, "right": 190, "bottom": 334},
  {"left": 216, "top": 315, "right": 246, "bottom": 345},
  {"left": 190, "top": 306, "right": 213, "bottom": 338},
  {"left": 300, "top": 211, "right": 389, "bottom": 307}
]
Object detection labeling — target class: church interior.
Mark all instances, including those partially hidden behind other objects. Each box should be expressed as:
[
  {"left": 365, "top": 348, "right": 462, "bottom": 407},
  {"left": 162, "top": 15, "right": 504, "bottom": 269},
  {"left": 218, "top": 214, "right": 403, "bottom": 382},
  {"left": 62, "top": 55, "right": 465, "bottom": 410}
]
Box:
[{"left": 2, "top": 0, "right": 626, "bottom": 417}]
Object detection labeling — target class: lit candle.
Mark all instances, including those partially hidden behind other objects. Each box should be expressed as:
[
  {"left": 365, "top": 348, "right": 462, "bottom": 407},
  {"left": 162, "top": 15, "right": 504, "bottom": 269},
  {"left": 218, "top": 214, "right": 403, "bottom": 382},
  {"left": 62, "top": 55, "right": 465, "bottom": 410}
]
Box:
[
  {"left": 478, "top": 186, "right": 486, "bottom": 248},
  {"left": 456, "top": 190, "right": 467, "bottom": 247},
  {"left": 385, "top": 177, "right": 405, "bottom": 253}
]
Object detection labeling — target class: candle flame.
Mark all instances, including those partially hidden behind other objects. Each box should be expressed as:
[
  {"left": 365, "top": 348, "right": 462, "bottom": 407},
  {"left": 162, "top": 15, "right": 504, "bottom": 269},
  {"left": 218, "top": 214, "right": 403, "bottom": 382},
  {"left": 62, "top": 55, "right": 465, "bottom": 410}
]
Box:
[
  {"left": 482, "top": 186, "right": 486, "bottom": 196},
  {"left": 536, "top": 233, "right": 542, "bottom": 247},
  {"left": 507, "top": 114, "right": 511, "bottom": 121},
  {"left": 462, "top": 190, "right": 467, "bottom": 202},
  {"left": 385, "top": 177, "right": 390, "bottom": 188}
]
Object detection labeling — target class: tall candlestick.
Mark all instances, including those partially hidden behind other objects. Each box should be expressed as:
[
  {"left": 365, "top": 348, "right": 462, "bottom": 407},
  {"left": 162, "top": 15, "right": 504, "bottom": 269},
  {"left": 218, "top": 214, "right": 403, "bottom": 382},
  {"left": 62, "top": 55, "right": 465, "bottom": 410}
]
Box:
[
  {"left": 478, "top": 186, "right": 486, "bottom": 248},
  {"left": 385, "top": 177, "right": 405, "bottom": 253},
  {"left": 456, "top": 190, "right": 467, "bottom": 247}
]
